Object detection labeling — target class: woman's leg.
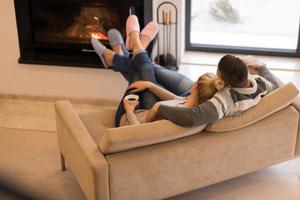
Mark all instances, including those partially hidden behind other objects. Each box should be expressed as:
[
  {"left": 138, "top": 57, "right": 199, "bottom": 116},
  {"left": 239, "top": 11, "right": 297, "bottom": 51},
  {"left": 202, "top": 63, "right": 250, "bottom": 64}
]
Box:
[
  {"left": 113, "top": 54, "right": 160, "bottom": 127},
  {"left": 91, "top": 37, "right": 139, "bottom": 83},
  {"left": 111, "top": 54, "right": 137, "bottom": 82},
  {"left": 128, "top": 22, "right": 193, "bottom": 96},
  {"left": 92, "top": 35, "right": 156, "bottom": 126},
  {"left": 132, "top": 52, "right": 160, "bottom": 110},
  {"left": 112, "top": 57, "right": 141, "bottom": 127},
  {"left": 130, "top": 31, "right": 160, "bottom": 109},
  {"left": 113, "top": 34, "right": 159, "bottom": 126}
]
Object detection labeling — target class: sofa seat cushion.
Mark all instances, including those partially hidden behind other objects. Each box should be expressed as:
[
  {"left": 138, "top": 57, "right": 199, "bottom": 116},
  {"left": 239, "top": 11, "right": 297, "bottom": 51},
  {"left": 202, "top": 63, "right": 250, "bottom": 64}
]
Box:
[
  {"left": 206, "top": 82, "right": 299, "bottom": 132},
  {"left": 79, "top": 109, "right": 115, "bottom": 143}
]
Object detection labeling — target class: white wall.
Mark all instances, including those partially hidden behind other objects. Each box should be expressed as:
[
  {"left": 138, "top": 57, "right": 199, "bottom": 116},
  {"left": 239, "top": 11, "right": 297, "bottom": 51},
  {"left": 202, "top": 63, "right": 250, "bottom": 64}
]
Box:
[{"left": 0, "top": 0, "right": 127, "bottom": 101}]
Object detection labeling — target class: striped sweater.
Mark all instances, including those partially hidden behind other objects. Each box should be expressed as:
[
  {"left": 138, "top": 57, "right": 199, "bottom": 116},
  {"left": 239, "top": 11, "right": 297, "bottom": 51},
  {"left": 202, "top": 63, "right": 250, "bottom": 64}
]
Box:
[{"left": 157, "top": 66, "right": 278, "bottom": 127}]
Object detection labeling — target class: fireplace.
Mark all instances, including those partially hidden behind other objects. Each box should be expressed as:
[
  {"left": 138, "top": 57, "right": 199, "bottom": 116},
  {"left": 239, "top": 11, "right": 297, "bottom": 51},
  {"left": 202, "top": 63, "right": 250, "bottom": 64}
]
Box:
[{"left": 14, "top": 0, "right": 153, "bottom": 68}]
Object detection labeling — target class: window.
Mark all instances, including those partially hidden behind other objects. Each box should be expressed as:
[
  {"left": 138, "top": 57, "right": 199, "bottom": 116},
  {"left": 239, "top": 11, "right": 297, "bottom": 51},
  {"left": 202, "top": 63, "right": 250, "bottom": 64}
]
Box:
[{"left": 186, "top": 0, "right": 300, "bottom": 56}]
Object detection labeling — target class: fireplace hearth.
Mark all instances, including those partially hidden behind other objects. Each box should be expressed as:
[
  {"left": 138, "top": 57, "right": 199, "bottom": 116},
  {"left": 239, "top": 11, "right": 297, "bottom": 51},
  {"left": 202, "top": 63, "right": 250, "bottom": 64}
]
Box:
[{"left": 14, "top": 0, "right": 153, "bottom": 68}]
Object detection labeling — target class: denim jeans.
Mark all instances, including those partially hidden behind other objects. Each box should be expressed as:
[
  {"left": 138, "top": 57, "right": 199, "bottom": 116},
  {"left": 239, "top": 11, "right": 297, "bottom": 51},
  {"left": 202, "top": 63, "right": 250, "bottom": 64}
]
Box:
[
  {"left": 112, "top": 52, "right": 193, "bottom": 126},
  {"left": 152, "top": 64, "right": 193, "bottom": 96}
]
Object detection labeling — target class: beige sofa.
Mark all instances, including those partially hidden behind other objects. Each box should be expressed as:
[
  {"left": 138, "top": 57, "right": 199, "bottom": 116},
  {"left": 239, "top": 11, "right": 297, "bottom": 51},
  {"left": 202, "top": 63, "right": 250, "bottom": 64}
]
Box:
[{"left": 55, "top": 84, "right": 300, "bottom": 200}]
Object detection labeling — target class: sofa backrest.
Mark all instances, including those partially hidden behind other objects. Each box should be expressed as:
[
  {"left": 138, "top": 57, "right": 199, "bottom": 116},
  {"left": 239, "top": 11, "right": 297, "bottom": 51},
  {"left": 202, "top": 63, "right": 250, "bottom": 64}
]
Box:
[
  {"left": 79, "top": 83, "right": 299, "bottom": 155},
  {"left": 99, "top": 120, "right": 206, "bottom": 154},
  {"left": 79, "top": 109, "right": 206, "bottom": 154},
  {"left": 206, "top": 82, "right": 299, "bottom": 132}
]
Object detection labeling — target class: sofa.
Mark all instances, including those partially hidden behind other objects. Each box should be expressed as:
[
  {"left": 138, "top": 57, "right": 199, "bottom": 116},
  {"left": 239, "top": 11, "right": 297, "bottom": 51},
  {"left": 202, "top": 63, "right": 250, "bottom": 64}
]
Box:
[{"left": 55, "top": 81, "right": 300, "bottom": 200}]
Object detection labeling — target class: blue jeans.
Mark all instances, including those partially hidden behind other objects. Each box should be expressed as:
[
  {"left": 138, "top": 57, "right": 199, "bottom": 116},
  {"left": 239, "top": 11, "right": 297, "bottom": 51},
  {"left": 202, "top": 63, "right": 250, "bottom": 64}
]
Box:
[
  {"left": 112, "top": 52, "right": 193, "bottom": 126},
  {"left": 152, "top": 64, "right": 193, "bottom": 96}
]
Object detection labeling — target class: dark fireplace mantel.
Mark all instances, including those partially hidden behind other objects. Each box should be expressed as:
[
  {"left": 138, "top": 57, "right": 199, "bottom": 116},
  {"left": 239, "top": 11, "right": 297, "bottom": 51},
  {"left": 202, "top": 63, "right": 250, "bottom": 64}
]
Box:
[{"left": 14, "top": 0, "right": 153, "bottom": 68}]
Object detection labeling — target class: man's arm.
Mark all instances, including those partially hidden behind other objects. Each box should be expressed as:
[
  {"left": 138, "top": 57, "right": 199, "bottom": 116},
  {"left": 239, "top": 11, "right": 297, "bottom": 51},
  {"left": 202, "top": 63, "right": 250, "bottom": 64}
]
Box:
[
  {"left": 157, "top": 101, "right": 220, "bottom": 127},
  {"left": 257, "top": 65, "right": 278, "bottom": 90},
  {"left": 241, "top": 56, "right": 278, "bottom": 90}
]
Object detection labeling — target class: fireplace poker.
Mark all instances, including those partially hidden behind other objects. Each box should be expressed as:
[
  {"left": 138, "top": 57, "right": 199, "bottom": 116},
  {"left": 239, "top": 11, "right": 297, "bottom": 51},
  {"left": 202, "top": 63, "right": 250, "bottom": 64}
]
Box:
[
  {"left": 165, "top": 11, "right": 169, "bottom": 64},
  {"left": 167, "top": 10, "right": 171, "bottom": 64},
  {"left": 163, "top": 10, "right": 167, "bottom": 63}
]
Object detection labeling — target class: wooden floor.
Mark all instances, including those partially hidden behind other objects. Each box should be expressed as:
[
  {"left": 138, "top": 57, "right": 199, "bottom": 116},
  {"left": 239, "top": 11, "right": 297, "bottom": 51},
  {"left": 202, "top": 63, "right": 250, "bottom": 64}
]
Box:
[{"left": 0, "top": 63, "right": 300, "bottom": 200}]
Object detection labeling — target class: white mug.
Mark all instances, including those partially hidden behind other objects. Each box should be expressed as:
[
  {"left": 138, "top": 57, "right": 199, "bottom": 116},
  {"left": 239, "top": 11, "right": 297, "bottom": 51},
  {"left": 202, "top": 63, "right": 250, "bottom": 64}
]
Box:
[{"left": 124, "top": 94, "right": 139, "bottom": 104}]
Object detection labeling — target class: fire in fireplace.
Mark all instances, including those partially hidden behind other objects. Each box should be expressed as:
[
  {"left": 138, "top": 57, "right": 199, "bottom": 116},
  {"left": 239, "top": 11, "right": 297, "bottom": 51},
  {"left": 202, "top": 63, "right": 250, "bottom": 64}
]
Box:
[{"left": 14, "top": 0, "right": 153, "bottom": 68}]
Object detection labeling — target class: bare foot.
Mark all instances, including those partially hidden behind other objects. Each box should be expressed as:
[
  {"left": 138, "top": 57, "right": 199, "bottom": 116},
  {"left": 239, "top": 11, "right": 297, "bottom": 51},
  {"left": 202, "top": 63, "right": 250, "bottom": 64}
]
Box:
[
  {"left": 102, "top": 49, "right": 115, "bottom": 66},
  {"left": 140, "top": 34, "right": 151, "bottom": 49},
  {"left": 129, "top": 31, "right": 144, "bottom": 53},
  {"left": 139, "top": 21, "right": 159, "bottom": 49},
  {"left": 111, "top": 44, "right": 123, "bottom": 55}
]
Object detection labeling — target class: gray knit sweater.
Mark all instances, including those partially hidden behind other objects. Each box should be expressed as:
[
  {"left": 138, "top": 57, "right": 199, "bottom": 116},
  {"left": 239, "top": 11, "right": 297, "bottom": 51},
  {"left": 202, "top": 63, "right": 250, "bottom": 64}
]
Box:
[{"left": 157, "top": 66, "right": 278, "bottom": 127}]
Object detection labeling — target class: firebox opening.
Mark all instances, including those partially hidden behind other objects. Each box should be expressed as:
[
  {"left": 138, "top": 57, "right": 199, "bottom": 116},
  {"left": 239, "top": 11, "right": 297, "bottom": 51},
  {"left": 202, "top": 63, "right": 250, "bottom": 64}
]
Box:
[
  {"left": 31, "top": 1, "right": 131, "bottom": 48},
  {"left": 14, "top": 0, "right": 152, "bottom": 68}
]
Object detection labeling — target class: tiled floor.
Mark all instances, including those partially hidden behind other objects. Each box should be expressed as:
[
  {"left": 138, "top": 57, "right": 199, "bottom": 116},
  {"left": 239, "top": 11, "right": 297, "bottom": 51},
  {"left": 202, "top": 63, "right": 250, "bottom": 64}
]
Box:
[
  {"left": 0, "top": 63, "right": 300, "bottom": 200},
  {"left": 169, "top": 159, "right": 300, "bottom": 200},
  {"left": 183, "top": 51, "right": 300, "bottom": 71},
  {"left": 179, "top": 63, "right": 300, "bottom": 89}
]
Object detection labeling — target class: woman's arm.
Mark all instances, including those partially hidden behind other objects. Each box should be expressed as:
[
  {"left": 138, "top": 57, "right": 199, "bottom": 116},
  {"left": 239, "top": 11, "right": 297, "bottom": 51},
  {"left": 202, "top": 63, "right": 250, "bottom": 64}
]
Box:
[
  {"left": 128, "top": 81, "right": 185, "bottom": 100},
  {"left": 149, "top": 83, "right": 186, "bottom": 100},
  {"left": 126, "top": 112, "right": 141, "bottom": 125},
  {"left": 123, "top": 100, "right": 141, "bottom": 125}
]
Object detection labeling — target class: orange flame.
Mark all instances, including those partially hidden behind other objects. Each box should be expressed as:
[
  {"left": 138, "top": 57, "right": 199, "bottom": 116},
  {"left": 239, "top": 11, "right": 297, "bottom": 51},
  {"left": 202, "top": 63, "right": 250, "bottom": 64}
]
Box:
[{"left": 91, "top": 32, "right": 108, "bottom": 40}]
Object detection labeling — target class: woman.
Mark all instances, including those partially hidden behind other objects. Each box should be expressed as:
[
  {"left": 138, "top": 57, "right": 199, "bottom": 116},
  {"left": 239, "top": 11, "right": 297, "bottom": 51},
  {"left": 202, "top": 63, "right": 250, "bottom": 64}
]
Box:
[
  {"left": 122, "top": 73, "right": 224, "bottom": 126},
  {"left": 91, "top": 15, "right": 224, "bottom": 127}
]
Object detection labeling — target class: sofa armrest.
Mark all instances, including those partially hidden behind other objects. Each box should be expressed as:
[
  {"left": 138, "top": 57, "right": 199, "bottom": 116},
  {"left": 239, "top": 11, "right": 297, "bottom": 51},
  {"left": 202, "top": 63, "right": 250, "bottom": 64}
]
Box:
[
  {"left": 55, "top": 101, "right": 109, "bottom": 200},
  {"left": 273, "top": 75, "right": 300, "bottom": 156},
  {"left": 292, "top": 96, "right": 300, "bottom": 156},
  {"left": 292, "top": 96, "right": 300, "bottom": 110}
]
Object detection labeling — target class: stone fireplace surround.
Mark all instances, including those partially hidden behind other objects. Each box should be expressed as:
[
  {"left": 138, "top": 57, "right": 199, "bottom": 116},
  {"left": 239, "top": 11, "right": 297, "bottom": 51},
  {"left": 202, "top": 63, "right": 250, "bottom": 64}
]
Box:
[{"left": 14, "top": 0, "right": 153, "bottom": 68}]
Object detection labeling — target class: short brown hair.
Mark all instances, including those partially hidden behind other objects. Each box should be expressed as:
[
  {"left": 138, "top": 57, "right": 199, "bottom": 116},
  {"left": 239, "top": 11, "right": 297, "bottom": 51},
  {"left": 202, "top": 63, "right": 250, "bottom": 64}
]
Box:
[{"left": 217, "top": 55, "right": 248, "bottom": 87}]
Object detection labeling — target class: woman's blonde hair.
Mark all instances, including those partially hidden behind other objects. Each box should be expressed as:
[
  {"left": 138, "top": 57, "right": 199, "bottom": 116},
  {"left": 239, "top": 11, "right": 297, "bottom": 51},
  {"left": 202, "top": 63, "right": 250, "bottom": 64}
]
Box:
[{"left": 196, "top": 73, "right": 225, "bottom": 104}]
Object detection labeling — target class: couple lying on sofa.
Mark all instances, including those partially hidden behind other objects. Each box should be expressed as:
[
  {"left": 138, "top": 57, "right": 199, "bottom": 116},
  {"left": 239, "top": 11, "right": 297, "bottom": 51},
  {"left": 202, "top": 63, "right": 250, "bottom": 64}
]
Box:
[{"left": 91, "top": 15, "right": 278, "bottom": 128}]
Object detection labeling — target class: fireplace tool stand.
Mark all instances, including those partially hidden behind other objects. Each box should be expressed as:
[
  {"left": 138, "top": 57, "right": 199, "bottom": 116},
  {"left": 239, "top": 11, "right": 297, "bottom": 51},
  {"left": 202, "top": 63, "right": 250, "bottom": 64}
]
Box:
[{"left": 155, "top": 1, "right": 178, "bottom": 71}]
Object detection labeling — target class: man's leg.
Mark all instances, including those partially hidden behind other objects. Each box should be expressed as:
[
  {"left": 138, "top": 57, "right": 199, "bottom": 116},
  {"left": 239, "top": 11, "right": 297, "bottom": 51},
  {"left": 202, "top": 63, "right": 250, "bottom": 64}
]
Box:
[
  {"left": 153, "top": 64, "right": 193, "bottom": 96},
  {"left": 112, "top": 54, "right": 193, "bottom": 96}
]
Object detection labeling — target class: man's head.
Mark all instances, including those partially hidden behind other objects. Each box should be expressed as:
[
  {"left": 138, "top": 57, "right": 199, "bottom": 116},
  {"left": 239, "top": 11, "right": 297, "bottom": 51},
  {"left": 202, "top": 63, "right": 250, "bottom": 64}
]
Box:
[{"left": 217, "top": 55, "right": 248, "bottom": 87}]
